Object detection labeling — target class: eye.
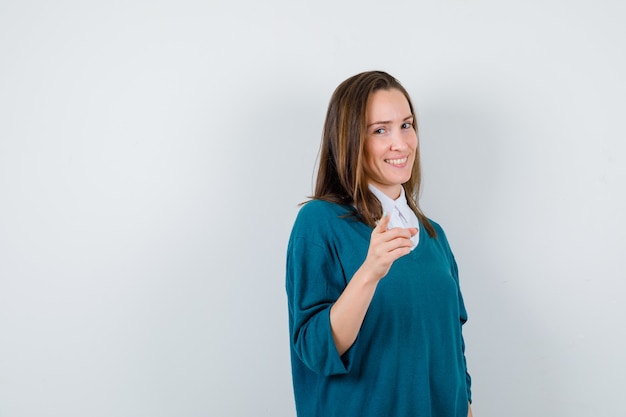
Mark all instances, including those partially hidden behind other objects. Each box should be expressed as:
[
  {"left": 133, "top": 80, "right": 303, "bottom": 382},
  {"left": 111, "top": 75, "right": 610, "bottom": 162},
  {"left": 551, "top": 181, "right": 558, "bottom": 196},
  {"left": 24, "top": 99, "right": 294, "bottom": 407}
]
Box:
[
  {"left": 401, "top": 122, "right": 412, "bottom": 129},
  {"left": 373, "top": 127, "right": 386, "bottom": 135}
]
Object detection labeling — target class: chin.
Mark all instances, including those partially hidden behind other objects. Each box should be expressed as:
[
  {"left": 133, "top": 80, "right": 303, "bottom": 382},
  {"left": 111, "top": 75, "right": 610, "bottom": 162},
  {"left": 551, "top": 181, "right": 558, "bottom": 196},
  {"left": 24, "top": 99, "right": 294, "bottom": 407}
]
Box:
[{"left": 389, "top": 174, "right": 411, "bottom": 184}]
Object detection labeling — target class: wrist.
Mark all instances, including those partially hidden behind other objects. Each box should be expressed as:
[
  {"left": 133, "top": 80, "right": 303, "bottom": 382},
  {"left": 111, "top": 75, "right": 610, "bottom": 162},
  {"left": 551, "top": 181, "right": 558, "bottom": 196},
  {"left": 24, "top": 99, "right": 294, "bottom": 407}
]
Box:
[{"left": 353, "top": 264, "right": 383, "bottom": 287}]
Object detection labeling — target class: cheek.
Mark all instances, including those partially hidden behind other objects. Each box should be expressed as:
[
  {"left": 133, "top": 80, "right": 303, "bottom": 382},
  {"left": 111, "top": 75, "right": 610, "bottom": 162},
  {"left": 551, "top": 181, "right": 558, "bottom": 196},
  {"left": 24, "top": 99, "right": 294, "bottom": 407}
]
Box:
[
  {"left": 363, "top": 152, "right": 377, "bottom": 173},
  {"left": 363, "top": 145, "right": 383, "bottom": 176},
  {"left": 363, "top": 143, "right": 377, "bottom": 163},
  {"left": 365, "top": 141, "right": 386, "bottom": 158}
]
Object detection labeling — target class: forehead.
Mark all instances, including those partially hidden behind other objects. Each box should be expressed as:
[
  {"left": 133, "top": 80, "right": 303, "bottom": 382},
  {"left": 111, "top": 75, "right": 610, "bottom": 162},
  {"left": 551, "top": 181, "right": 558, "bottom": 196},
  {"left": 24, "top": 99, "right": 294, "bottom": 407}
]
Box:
[{"left": 365, "top": 88, "right": 411, "bottom": 120}]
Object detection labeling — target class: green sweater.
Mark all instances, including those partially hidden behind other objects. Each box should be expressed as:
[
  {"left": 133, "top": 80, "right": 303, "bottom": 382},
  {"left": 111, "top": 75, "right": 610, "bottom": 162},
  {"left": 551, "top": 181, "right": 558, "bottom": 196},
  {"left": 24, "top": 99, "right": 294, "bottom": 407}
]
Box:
[{"left": 286, "top": 200, "right": 471, "bottom": 417}]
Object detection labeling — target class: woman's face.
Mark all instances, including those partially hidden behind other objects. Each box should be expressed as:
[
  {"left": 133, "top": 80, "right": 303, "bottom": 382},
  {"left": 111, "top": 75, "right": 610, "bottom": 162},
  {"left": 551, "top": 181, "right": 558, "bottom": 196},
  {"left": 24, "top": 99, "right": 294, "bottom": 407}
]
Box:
[{"left": 363, "top": 88, "right": 418, "bottom": 199}]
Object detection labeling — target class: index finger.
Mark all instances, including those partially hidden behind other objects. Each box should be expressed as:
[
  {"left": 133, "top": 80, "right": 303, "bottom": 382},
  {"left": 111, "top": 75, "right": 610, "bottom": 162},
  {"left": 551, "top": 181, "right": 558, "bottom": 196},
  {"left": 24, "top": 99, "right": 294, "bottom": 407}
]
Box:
[{"left": 375, "top": 212, "right": 390, "bottom": 232}]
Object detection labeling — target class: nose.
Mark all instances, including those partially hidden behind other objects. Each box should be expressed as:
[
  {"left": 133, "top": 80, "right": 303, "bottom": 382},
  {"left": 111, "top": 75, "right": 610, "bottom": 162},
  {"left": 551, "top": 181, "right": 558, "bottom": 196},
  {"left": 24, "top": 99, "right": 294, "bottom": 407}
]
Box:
[{"left": 390, "top": 130, "right": 408, "bottom": 151}]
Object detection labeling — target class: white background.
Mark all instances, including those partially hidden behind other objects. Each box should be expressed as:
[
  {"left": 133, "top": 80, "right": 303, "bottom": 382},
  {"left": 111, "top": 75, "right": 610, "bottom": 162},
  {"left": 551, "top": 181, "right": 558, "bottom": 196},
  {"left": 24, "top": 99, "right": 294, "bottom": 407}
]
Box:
[{"left": 1, "top": 1, "right": 625, "bottom": 416}]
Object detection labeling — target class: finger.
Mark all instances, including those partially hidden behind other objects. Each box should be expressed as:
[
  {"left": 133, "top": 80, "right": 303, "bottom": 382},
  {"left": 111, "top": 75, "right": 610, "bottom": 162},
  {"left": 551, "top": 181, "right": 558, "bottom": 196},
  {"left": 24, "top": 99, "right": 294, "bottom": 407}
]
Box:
[
  {"left": 374, "top": 212, "right": 390, "bottom": 232},
  {"left": 379, "top": 229, "right": 415, "bottom": 252},
  {"left": 384, "top": 227, "right": 415, "bottom": 240},
  {"left": 381, "top": 243, "right": 412, "bottom": 262},
  {"left": 389, "top": 245, "right": 412, "bottom": 258}
]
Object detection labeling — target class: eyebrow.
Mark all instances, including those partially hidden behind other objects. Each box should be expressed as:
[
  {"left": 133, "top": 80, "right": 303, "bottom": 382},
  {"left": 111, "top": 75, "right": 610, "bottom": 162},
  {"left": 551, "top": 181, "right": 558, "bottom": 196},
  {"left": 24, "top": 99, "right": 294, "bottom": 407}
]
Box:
[{"left": 367, "top": 115, "right": 414, "bottom": 128}]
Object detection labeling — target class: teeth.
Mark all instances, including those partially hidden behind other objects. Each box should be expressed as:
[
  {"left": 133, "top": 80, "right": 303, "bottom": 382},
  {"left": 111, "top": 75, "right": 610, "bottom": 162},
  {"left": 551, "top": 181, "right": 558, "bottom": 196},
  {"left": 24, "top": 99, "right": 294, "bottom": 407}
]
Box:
[{"left": 385, "top": 157, "right": 408, "bottom": 165}]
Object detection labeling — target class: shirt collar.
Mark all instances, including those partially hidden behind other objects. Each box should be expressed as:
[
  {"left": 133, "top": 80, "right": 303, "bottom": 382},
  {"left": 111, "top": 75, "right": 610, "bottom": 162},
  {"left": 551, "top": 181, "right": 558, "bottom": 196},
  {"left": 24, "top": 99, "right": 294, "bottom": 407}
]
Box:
[
  {"left": 368, "top": 184, "right": 402, "bottom": 215},
  {"left": 368, "top": 184, "right": 418, "bottom": 228}
]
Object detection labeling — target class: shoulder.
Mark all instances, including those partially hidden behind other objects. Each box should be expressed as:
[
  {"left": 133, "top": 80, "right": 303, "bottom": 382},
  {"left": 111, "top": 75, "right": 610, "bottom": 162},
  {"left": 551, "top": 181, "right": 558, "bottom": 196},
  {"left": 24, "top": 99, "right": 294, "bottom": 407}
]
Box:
[
  {"left": 289, "top": 199, "right": 360, "bottom": 244},
  {"left": 426, "top": 217, "right": 446, "bottom": 236},
  {"left": 423, "top": 216, "right": 452, "bottom": 245},
  {"left": 423, "top": 217, "right": 456, "bottom": 255},
  {"left": 294, "top": 199, "right": 356, "bottom": 226},
  {"left": 299, "top": 198, "right": 352, "bottom": 214}
]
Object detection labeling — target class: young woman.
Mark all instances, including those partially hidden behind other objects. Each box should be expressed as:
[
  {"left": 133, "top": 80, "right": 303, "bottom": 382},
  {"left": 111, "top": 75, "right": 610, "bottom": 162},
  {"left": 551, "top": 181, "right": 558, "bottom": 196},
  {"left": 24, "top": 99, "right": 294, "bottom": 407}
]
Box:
[{"left": 286, "top": 71, "right": 473, "bottom": 417}]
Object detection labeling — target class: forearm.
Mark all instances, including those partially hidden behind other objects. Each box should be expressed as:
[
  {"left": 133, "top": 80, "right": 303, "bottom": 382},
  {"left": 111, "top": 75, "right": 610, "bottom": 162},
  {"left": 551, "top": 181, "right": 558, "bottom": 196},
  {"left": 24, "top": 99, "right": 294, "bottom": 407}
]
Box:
[
  {"left": 468, "top": 403, "right": 473, "bottom": 417},
  {"left": 329, "top": 266, "right": 379, "bottom": 356},
  {"left": 329, "top": 216, "right": 416, "bottom": 356}
]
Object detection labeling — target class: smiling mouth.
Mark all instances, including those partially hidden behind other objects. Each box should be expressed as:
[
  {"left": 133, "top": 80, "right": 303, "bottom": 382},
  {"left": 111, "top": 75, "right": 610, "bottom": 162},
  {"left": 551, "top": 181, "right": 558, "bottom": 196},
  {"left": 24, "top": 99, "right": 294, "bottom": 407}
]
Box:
[{"left": 385, "top": 157, "right": 408, "bottom": 166}]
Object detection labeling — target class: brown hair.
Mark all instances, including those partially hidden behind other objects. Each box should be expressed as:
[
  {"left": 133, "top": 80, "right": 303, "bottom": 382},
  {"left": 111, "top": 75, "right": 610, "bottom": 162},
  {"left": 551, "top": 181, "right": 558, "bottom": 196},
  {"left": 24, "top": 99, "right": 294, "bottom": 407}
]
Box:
[{"left": 311, "top": 70, "right": 436, "bottom": 238}]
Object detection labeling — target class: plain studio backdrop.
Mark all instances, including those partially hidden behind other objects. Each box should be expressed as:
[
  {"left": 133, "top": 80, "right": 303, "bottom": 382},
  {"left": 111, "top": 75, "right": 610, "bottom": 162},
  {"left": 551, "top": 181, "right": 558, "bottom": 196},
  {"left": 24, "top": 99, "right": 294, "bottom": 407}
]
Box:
[{"left": 1, "top": 1, "right": 625, "bottom": 416}]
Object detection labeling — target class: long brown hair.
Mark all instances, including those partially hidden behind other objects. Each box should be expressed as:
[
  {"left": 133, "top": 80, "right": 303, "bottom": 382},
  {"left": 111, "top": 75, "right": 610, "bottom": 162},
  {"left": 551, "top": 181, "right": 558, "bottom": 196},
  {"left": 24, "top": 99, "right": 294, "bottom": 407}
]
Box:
[{"left": 311, "top": 70, "right": 436, "bottom": 238}]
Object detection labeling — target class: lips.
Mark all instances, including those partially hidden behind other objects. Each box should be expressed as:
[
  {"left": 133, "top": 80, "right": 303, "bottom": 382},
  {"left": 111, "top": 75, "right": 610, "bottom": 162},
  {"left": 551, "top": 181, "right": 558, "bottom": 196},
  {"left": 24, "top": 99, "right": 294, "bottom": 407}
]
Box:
[{"left": 385, "top": 157, "right": 408, "bottom": 166}]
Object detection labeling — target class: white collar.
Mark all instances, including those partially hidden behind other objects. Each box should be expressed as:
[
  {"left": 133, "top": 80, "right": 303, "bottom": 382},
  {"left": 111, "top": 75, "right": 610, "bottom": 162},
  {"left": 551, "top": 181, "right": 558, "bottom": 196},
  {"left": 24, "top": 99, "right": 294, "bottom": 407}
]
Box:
[
  {"left": 368, "top": 184, "right": 420, "bottom": 250},
  {"left": 368, "top": 185, "right": 418, "bottom": 228}
]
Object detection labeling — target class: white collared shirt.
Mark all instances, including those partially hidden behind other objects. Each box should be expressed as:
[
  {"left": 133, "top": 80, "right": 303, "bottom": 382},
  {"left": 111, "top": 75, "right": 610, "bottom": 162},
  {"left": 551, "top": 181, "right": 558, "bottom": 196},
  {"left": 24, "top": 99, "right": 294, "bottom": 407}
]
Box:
[{"left": 369, "top": 184, "right": 420, "bottom": 250}]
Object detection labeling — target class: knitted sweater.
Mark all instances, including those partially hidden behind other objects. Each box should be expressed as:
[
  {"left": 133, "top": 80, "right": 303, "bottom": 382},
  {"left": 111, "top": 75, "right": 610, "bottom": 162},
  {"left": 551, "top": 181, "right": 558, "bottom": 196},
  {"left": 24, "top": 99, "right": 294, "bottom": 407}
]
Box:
[{"left": 286, "top": 200, "right": 471, "bottom": 417}]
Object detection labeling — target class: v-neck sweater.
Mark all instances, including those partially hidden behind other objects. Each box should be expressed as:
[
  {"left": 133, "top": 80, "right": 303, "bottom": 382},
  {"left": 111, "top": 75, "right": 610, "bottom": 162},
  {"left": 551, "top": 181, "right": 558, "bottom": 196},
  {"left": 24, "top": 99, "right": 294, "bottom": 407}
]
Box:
[{"left": 286, "top": 199, "right": 471, "bottom": 417}]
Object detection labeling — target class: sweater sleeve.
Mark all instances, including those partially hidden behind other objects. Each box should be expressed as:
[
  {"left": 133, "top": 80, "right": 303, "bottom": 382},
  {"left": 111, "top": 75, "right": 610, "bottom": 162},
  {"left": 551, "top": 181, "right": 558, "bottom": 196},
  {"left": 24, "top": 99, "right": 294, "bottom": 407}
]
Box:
[
  {"left": 432, "top": 220, "right": 472, "bottom": 403},
  {"left": 450, "top": 249, "right": 473, "bottom": 404},
  {"left": 286, "top": 232, "right": 357, "bottom": 376}
]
